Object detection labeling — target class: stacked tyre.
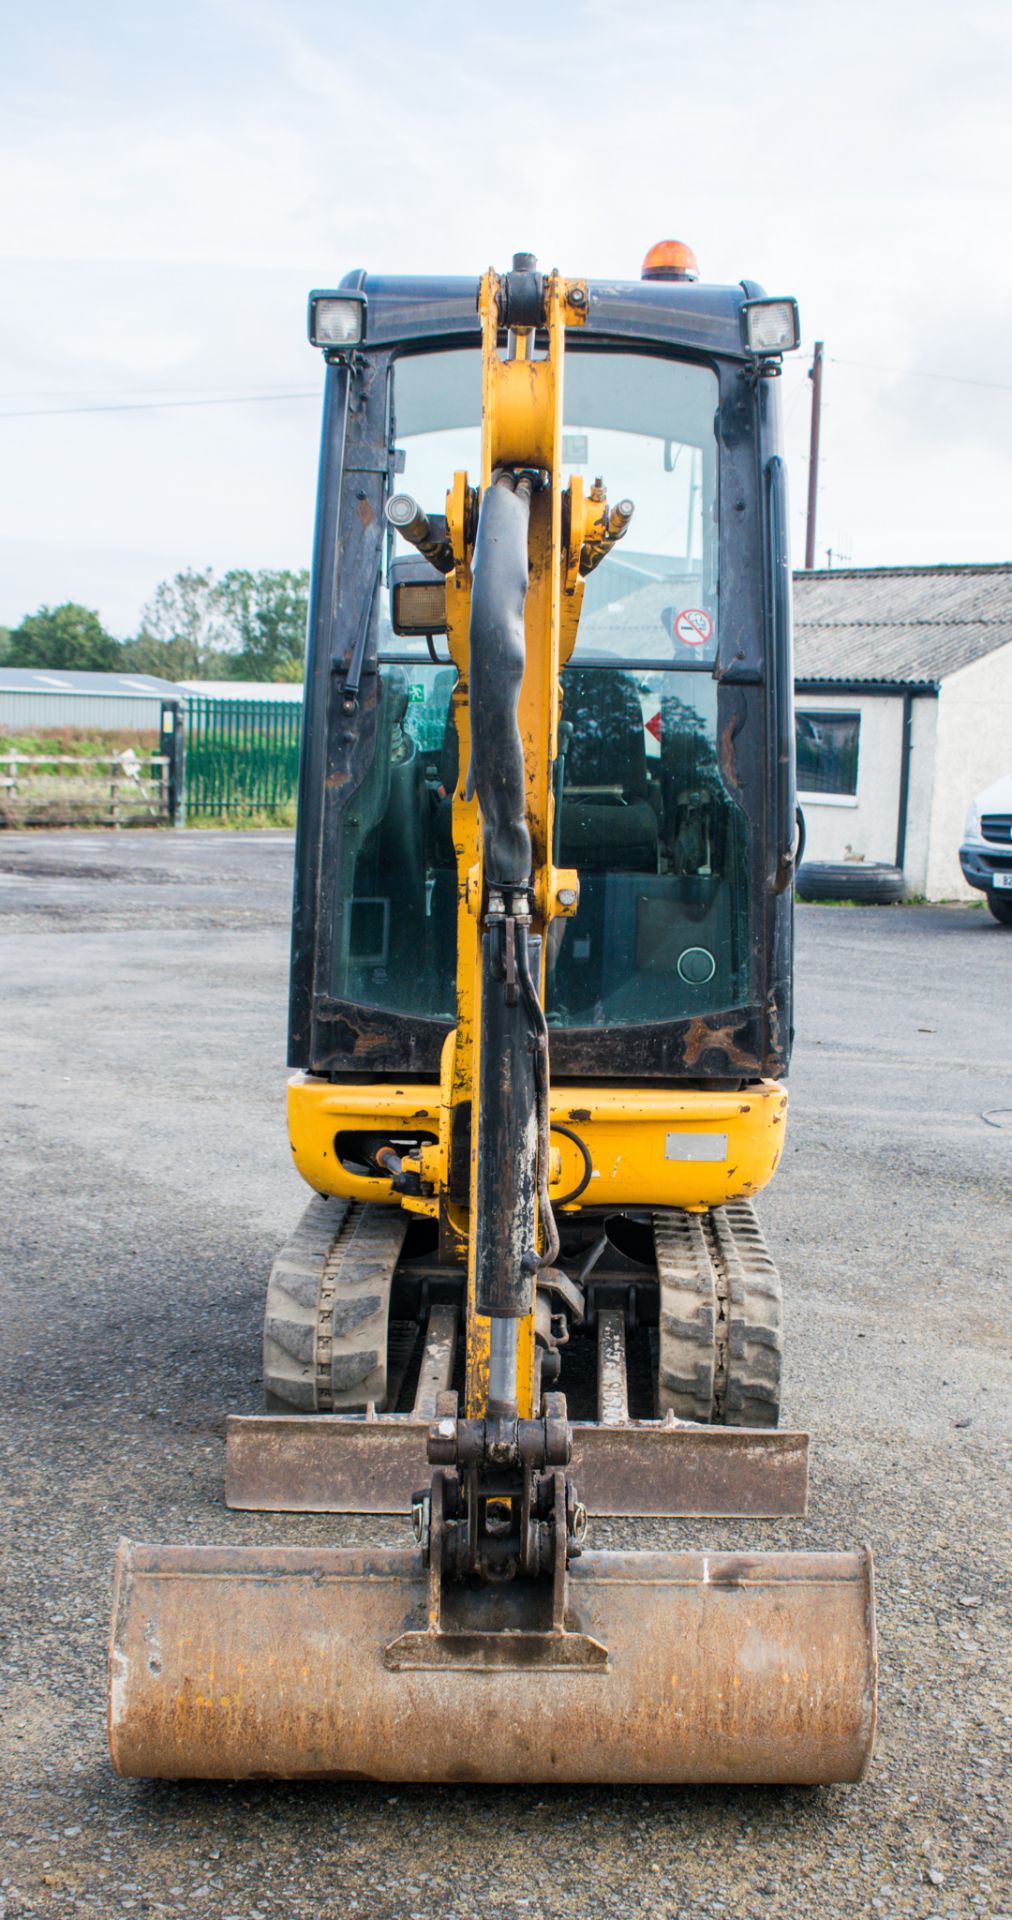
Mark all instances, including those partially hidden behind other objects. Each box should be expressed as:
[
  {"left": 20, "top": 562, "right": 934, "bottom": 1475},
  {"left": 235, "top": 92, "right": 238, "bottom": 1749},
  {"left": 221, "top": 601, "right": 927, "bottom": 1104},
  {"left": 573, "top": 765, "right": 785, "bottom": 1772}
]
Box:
[{"left": 796, "top": 862, "right": 904, "bottom": 905}]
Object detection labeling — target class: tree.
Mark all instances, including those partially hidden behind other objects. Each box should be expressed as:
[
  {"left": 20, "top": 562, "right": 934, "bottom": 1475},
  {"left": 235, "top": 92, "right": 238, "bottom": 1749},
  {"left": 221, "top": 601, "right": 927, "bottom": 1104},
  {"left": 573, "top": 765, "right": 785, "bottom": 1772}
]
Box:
[
  {"left": 270, "top": 654, "right": 307, "bottom": 683},
  {"left": 120, "top": 628, "right": 222, "bottom": 681},
  {"left": 7, "top": 603, "right": 122, "bottom": 671},
  {"left": 218, "top": 569, "right": 310, "bottom": 682},
  {"left": 134, "top": 568, "right": 232, "bottom": 679},
  {"left": 2, "top": 568, "right": 311, "bottom": 684},
  {"left": 129, "top": 565, "right": 309, "bottom": 681}
]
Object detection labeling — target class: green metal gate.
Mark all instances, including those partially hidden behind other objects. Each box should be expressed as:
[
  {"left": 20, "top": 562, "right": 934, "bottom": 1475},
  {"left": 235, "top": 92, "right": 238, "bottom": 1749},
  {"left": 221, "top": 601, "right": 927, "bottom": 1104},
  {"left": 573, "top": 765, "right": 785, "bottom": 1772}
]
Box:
[{"left": 184, "top": 697, "right": 302, "bottom": 820}]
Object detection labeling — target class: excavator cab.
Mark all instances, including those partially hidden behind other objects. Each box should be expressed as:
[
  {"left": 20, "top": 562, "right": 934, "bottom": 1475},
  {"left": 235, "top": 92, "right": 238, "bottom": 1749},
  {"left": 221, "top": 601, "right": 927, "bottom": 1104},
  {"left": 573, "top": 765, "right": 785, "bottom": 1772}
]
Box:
[
  {"left": 290, "top": 275, "right": 792, "bottom": 1087},
  {"left": 109, "top": 256, "right": 877, "bottom": 1786}
]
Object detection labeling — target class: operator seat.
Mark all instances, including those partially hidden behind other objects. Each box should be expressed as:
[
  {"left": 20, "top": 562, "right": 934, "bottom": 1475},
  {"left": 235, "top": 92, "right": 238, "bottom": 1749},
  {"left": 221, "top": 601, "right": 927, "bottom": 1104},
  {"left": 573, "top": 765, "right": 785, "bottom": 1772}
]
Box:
[{"left": 557, "top": 668, "right": 658, "bottom": 872}]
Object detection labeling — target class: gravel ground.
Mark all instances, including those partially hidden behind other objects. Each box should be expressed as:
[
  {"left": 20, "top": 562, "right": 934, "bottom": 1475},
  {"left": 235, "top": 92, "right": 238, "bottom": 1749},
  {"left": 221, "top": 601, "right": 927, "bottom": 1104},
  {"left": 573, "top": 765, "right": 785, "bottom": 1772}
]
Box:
[{"left": 1, "top": 829, "right": 1010, "bottom": 1920}]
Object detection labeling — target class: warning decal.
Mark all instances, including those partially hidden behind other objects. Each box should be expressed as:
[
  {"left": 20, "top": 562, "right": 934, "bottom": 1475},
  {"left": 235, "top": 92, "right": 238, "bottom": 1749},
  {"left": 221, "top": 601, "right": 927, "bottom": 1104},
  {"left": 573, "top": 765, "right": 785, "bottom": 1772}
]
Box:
[
  {"left": 675, "top": 610, "right": 718, "bottom": 648},
  {"left": 673, "top": 607, "right": 714, "bottom": 648}
]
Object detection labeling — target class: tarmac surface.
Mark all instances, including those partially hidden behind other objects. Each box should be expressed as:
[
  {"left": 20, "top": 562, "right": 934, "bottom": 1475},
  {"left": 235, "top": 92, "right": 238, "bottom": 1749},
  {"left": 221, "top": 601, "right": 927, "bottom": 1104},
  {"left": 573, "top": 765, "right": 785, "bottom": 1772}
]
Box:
[{"left": 1, "top": 828, "right": 1010, "bottom": 1920}]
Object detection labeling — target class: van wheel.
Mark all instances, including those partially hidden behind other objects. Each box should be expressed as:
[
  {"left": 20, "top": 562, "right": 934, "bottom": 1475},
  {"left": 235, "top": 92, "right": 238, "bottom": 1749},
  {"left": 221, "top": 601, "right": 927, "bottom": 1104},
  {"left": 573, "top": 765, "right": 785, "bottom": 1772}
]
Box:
[{"left": 986, "top": 889, "right": 1012, "bottom": 926}]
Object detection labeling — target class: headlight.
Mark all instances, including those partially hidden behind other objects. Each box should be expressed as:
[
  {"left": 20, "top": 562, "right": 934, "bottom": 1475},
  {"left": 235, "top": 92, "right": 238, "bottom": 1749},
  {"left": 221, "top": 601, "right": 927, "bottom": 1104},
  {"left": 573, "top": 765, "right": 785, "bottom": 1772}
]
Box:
[
  {"left": 307, "top": 291, "right": 366, "bottom": 350},
  {"left": 964, "top": 799, "right": 982, "bottom": 840},
  {"left": 389, "top": 557, "right": 448, "bottom": 636},
  {"left": 741, "top": 297, "right": 800, "bottom": 356}
]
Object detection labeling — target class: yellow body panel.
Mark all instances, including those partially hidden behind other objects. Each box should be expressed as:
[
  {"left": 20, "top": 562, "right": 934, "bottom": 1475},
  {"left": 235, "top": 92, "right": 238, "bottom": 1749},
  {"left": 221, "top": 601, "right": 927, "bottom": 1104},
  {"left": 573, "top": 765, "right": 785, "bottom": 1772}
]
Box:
[{"left": 287, "top": 1074, "right": 789, "bottom": 1215}]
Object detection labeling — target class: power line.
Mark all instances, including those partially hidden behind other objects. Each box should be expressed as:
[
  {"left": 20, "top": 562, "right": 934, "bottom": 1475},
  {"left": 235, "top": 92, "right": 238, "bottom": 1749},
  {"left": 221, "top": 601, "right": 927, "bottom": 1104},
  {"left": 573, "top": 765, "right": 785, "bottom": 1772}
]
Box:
[
  {"left": 3, "top": 353, "right": 1009, "bottom": 425},
  {"left": 828, "top": 356, "right": 1012, "bottom": 394},
  {"left": 0, "top": 389, "right": 319, "bottom": 421},
  {"left": 0, "top": 380, "right": 315, "bottom": 401}
]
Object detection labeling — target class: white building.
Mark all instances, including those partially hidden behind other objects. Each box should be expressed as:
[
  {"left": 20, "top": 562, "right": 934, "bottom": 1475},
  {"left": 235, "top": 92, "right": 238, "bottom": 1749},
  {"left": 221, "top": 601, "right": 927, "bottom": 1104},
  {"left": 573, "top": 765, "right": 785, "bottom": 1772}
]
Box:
[{"left": 794, "top": 564, "right": 1012, "bottom": 900}]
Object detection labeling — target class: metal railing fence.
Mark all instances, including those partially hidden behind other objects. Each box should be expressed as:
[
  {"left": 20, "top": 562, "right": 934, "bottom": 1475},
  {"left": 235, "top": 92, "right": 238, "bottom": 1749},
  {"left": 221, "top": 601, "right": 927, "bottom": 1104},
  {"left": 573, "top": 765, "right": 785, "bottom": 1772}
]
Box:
[{"left": 184, "top": 697, "right": 302, "bottom": 819}]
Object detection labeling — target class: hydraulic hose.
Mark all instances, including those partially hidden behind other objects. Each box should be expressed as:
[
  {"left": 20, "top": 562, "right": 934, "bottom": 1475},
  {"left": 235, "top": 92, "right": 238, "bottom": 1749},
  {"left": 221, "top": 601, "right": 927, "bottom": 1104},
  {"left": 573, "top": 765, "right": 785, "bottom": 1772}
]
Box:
[
  {"left": 516, "top": 933, "right": 560, "bottom": 1270},
  {"left": 550, "top": 1122, "right": 594, "bottom": 1208},
  {"left": 468, "top": 472, "right": 534, "bottom": 889}
]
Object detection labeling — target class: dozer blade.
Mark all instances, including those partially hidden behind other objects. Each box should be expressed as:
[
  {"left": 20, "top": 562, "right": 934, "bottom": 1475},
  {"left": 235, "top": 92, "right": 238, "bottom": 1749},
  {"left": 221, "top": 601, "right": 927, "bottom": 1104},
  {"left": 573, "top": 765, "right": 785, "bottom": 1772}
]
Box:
[
  {"left": 109, "top": 1540, "right": 876, "bottom": 1784},
  {"left": 225, "top": 1415, "right": 809, "bottom": 1518}
]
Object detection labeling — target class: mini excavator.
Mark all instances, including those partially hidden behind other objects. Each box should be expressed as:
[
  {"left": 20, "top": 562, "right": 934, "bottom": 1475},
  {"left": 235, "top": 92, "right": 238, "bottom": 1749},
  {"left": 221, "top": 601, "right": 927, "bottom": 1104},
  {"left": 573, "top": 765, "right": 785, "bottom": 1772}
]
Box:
[{"left": 109, "top": 247, "right": 877, "bottom": 1784}]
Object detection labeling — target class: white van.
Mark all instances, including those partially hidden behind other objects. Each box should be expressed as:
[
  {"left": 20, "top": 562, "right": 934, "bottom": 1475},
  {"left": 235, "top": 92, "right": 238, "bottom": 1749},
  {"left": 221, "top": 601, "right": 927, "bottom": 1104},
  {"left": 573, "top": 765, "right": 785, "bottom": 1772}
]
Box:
[{"left": 960, "top": 773, "right": 1012, "bottom": 924}]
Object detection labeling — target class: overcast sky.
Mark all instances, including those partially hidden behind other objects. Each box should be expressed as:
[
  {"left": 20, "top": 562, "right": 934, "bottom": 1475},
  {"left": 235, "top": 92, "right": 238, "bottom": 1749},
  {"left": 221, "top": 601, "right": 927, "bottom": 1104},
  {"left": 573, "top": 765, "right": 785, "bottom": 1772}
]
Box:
[{"left": 1, "top": 0, "right": 1010, "bottom": 636}]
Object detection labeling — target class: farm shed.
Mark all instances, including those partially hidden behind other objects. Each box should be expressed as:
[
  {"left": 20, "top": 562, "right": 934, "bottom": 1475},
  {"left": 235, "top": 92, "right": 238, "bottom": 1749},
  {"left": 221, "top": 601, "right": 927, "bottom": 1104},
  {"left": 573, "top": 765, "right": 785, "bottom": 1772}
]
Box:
[{"left": 0, "top": 667, "right": 187, "bottom": 733}]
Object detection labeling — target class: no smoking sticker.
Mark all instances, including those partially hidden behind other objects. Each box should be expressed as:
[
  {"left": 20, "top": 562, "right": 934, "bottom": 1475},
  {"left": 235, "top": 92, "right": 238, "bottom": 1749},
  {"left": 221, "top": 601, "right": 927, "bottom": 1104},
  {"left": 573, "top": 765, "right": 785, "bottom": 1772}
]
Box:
[{"left": 673, "top": 607, "right": 714, "bottom": 648}]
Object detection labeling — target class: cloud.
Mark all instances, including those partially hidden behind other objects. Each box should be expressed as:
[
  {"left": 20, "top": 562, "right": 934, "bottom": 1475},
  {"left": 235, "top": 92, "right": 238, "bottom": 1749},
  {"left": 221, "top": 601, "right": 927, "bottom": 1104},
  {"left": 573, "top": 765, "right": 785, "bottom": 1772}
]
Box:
[{"left": 0, "top": 0, "right": 1009, "bottom": 628}]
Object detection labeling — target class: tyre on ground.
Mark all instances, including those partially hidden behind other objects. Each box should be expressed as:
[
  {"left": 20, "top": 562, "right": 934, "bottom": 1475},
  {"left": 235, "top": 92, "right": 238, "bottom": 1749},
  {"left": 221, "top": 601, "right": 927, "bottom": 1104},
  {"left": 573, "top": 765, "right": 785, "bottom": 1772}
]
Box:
[{"left": 796, "top": 861, "right": 904, "bottom": 905}]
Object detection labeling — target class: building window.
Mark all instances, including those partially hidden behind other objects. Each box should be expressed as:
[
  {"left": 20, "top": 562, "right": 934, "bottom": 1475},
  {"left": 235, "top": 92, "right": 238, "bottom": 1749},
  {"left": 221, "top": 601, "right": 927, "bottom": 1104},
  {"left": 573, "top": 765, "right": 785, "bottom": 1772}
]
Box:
[{"left": 796, "top": 710, "right": 860, "bottom": 796}]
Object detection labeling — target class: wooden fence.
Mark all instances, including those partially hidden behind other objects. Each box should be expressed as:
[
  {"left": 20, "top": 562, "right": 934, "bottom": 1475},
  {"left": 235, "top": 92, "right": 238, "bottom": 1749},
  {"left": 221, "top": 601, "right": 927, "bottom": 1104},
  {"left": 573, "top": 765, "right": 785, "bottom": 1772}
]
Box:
[{"left": 0, "top": 751, "right": 171, "bottom": 828}]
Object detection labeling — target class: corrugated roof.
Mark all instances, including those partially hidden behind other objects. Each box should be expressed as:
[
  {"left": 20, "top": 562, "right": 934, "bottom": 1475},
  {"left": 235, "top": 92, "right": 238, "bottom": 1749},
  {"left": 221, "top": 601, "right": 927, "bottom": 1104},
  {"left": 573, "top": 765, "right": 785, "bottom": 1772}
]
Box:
[
  {"left": 576, "top": 562, "right": 1012, "bottom": 685},
  {"left": 178, "top": 680, "right": 304, "bottom": 701},
  {"left": 0, "top": 667, "right": 187, "bottom": 698},
  {"left": 793, "top": 563, "right": 1012, "bottom": 685}
]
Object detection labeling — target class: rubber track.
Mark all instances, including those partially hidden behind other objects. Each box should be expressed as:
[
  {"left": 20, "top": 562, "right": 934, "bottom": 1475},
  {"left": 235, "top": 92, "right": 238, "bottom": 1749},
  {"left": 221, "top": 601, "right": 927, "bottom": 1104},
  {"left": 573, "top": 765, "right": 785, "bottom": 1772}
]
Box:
[
  {"left": 655, "top": 1200, "right": 782, "bottom": 1427},
  {"left": 654, "top": 1210, "right": 716, "bottom": 1422},
  {"left": 709, "top": 1201, "right": 783, "bottom": 1425},
  {"left": 262, "top": 1196, "right": 407, "bottom": 1412}
]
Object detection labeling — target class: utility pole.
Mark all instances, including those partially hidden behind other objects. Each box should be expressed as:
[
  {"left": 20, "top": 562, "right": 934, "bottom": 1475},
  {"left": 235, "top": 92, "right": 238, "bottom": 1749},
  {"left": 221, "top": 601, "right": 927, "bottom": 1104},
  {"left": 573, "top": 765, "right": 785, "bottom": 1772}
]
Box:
[{"left": 804, "top": 340, "right": 824, "bottom": 570}]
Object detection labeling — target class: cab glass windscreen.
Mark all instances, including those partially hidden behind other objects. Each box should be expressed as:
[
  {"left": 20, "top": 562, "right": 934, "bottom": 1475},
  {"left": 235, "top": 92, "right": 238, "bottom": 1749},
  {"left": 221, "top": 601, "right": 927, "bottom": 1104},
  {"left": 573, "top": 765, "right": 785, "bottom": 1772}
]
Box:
[
  {"left": 332, "top": 346, "right": 745, "bottom": 1030},
  {"left": 377, "top": 348, "right": 718, "bottom": 667},
  {"left": 378, "top": 348, "right": 482, "bottom": 661},
  {"left": 562, "top": 353, "right": 718, "bottom": 666}
]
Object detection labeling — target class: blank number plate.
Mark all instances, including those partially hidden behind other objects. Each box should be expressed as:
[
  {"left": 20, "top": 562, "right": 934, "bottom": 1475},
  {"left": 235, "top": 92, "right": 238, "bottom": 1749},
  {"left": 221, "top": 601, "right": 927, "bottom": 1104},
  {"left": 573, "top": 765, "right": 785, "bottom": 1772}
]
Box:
[{"left": 665, "top": 1132, "right": 728, "bottom": 1161}]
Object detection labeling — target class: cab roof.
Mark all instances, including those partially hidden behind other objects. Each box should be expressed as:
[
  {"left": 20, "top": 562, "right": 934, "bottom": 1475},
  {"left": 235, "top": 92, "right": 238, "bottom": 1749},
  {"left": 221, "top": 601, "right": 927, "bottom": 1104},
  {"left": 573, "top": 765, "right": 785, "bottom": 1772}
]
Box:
[{"left": 339, "top": 271, "right": 766, "bottom": 359}]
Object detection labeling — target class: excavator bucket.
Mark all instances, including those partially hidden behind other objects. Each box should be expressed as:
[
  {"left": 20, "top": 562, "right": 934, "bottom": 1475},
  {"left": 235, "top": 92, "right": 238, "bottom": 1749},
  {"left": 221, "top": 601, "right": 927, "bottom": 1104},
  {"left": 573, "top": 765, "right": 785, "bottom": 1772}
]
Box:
[{"left": 109, "top": 1539, "right": 876, "bottom": 1784}]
